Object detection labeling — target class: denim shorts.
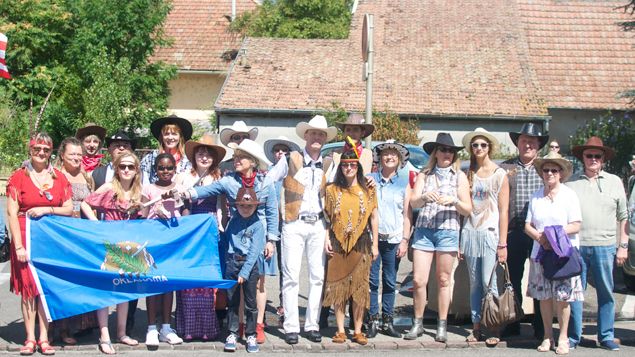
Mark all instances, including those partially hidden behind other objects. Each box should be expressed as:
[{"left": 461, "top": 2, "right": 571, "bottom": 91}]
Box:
[{"left": 412, "top": 227, "right": 459, "bottom": 252}]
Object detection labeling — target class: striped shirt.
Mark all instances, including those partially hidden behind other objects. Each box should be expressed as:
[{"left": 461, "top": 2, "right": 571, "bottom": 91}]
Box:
[
  {"left": 415, "top": 167, "right": 460, "bottom": 230},
  {"left": 501, "top": 158, "right": 543, "bottom": 224}
]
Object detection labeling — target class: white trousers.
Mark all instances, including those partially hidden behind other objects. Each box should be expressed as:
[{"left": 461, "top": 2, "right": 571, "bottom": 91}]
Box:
[{"left": 281, "top": 219, "right": 326, "bottom": 333}]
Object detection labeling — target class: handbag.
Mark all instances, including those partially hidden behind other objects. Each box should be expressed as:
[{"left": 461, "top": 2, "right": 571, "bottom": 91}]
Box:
[
  {"left": 480, "top": 262, "right": 524, "bottom": 330},
  {"left": 540, "top": 226, "right": 582, "bottom": 280}
]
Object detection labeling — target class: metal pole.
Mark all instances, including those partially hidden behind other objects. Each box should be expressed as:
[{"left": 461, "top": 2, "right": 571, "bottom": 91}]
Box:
[
  {"left": 231, "top": 0, "right": 236, "bottom": 21},
  {"left": 365, "top": 14, "right": 374, "bottom": 148}
]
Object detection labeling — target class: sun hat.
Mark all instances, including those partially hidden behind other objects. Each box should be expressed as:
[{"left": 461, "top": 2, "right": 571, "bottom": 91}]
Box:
[
  {"left": 422, "top": 133, "right": 463, "bottom": 155},
  {"left": 232, "top": 187, "right": 261, "bottom": 206},
  {"left": 295, "top": 115, "right": 338, "bottom": 142},
  {"left": 509, "top": 123, "right": 549, "bottom": 149},
  {"left": 105, "top": 130, "right": 136, "bottom": 150},
  {"left": 263, "top": 136, "right": 301, "bottom": 163},
  {"left": 228, "top": 139, "right": 272, "bottom": 171},
  {"left": 184, "top": 134, "right": 226, "bottom": 167},
  {"left": 75, "top": 123, "right": 107, "bottom": 142},
  {"left": 335, "top": 113, "right": 375, "bottom": 139},
  {"left": 533, "top": 151, "right": 573, "bottom": 182},
  {"left": 150, "top": 115, "right": 193, "bottom": 142},
  {"left": 373, "top": 139, "right": 410, "bottom": 169},
  {"left": 220, "top": 121, "right": 258, "bottom": 146},
  {"left": 571, "top": 136, "right": 615, "bottom": 161},
  {"left": 462, "top": 127, "right": 499, "bottom": 153}
]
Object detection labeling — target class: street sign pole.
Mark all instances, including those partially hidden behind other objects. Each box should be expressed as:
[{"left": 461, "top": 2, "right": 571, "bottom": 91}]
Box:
[{"left": 362, "top": 14, "right": 374, "bottom": 148}]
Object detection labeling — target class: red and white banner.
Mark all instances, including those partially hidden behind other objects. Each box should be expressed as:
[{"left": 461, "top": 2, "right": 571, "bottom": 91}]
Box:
[{"left": 0, "top": 32, "right": 11, "bottom": 79}]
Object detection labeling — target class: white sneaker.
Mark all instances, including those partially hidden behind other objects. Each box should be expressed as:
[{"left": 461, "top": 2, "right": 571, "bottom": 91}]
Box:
[
  {"left": 145, "top": 329, "right": 160, "bottom": 346},
  {"left": 159, "top": 327, "right": 183, "bottom": 345}
]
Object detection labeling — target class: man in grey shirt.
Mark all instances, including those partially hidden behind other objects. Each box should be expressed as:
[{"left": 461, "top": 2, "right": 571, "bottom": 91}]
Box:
[{"left": 566, "top": 136, "right": 629, "bottom": 351}]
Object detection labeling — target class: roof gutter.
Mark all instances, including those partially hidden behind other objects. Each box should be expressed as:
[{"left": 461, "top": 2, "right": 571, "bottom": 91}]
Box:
[{"left": 176, "top": 69, "right": 226, "bottom": 75}]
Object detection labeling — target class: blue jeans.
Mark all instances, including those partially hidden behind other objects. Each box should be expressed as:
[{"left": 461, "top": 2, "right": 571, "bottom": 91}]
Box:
[
  {"left": 369, "top": 241, "right": 400, "bottom": 316},
  {"left": 464, "top": 250, "right": 498, "bottom": 324},
  {"left": 568, "top": 245, "right": 616, "bottom": 345}
]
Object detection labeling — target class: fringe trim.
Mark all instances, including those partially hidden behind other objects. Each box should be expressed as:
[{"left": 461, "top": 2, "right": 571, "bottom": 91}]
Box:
[{"left": 322, "top": 253, "right": 372, "bottom": 309}]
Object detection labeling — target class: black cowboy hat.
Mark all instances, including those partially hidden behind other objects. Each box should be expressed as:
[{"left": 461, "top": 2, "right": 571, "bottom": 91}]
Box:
[
  {"left": 509, "top": 123, "right": 549, "bottom": 149},
  {"left": 105, "top": 130, "right": 136, "bottom": 150},
  {"left": 150, "top": 115, "right": 193, "bottom": 142},
  {"left": 422, "top": 133, "right": 463, "bottom": 155}
]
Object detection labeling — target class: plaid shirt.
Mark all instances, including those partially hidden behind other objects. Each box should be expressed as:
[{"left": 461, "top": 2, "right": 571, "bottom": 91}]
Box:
[
  {"left": 501, "top": 157, "right": 543, "bottom": 225},
  {"left": 415, "top": 167, "right": 460, "bottom": 230}
]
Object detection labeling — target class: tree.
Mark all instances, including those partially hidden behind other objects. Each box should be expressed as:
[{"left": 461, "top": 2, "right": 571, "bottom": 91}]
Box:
[{"left": 230, "top": 0, "right": 354, "bottom": 39}]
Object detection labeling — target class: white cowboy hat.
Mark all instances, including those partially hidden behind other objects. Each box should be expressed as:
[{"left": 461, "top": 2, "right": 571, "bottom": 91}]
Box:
[
  {"left": 220, "top": 121, "right": 259, "bottom": 146},
  {"left": 373, "top": 140, "right": 410, "bottom": 169},
  {"left": 263, "top": 136, "right": 302, "bottom": 163},
  {"left": 461, "top": 127, "right": 500, "bottom": 153},
  {"left": 295, "top": 115, "right": 338, "bottom": 142},
  {"left": 228, "top": 139, "right": 272, "bottom": 171}
]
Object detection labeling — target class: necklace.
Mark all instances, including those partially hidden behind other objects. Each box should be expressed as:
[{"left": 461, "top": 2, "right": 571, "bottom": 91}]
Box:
[{"left": 28, "top": 165, "right": 53, "bottom": 201}]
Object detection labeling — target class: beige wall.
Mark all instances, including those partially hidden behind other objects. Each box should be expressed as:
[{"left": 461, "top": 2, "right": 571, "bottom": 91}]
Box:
[{"left": 167, "top": 72, "right": 226, "bottom": 132}]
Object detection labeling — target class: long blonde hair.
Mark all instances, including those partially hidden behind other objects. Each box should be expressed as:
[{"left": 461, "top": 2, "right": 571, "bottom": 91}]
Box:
[
  {"left": 421, "top": 146, "right": 461, "bottom": 175},
  {"left": 112, "top": 153, "right": 142, "bottom": 204},
  {"left": 158, "top": 124, "right": 186, "bottom": 155}
]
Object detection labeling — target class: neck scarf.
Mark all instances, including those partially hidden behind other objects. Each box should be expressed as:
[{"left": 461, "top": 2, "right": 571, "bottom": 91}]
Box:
[
  {"left": 81, "top": 154, "right": 104, "bottom": 172},
  {"left": 240, "top": 171, "right": 257, "bottom": 188}
]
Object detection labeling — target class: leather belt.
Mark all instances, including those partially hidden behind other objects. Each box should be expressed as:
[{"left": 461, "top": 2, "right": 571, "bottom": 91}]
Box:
[
  {"left": 298, "top": 213, "right": 324, "bottom": 224},
  {"left": 378, "top": 233, "right": 390, "bottom": 241}
]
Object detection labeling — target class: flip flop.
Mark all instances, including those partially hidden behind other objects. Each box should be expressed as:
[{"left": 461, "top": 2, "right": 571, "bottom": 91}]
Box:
[
  {"left": 117, "top": 335, "right": 139, "bottom": 346},
  {"left": 99, "top": 339, "right": 116, "bottom": 355},
  {"left": 466, "top": 330, "right": 484, "bottom": 342}
]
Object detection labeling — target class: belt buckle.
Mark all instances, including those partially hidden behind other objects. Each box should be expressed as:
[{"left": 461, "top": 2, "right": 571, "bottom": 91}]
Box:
[
  {"left": 300, "top": 214, "right": 318, "bottom": 223},
  {"left": 378, "top": 233, "right": 390, "bottom": 241}
]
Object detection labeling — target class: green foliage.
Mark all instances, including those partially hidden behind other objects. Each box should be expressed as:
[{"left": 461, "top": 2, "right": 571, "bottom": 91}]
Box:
[
  {"left": 104, "top": 241, "right": 150, "bottom": 276},
  {"left": 569, "top": 112, "right": 635, "bottom": 179},
  {"left": 230, "top": 0, "right": 353, "bottom": 39},
  {"left": 0, "top": 0, "right": 176, "bottom": 172}
]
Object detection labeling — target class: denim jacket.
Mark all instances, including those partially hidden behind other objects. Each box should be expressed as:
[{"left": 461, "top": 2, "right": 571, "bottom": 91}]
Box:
[
  {"left": 190, "top": 172, "right": 279, "bottom": 241},
  {"left": 369, "top": 171, "right": 409, "bottom": 244},
  {"left": 224, "top": 214, "right": 265, "bottom": 280}
]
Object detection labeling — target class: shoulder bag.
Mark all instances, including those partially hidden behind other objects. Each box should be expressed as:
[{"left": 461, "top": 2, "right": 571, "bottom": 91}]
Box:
[{"left": 480, "top": 261, "right": 524, "bottom": 330}]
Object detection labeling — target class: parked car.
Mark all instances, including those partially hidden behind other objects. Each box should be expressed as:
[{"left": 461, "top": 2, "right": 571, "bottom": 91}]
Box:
[{"left": 320, "top": 141, "right": 429, "bottom": 173}]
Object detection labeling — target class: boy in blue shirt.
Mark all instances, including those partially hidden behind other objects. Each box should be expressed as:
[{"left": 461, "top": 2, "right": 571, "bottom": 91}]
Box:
[{"left": 223, "top": 187, "right": 265, "bottom": 353}]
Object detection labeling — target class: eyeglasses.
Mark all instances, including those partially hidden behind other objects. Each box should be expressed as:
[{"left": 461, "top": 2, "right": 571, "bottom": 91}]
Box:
[
  {"left": 437, "top": 146, "right": 455, "bottom": 154},
  {"left": 584, "top": 154, "right": 603, "bottom": 160},
  {"left": 118, "top": 164, "right": 136, "bottom": 171},
  {"left": 31, "top": 146, "right": 51, "bottom": 154},
  {"left": 471, "top": 142, "right": 489, "bottom": 149},
  {"left": 550, "top": 145, "right": 559, "bottom": 149},
  {"left": 230, "top": 134, "right": 250, "bottom": 142},
  {"left": 110, "top": 142, "right": 131, "bottom": 149},
  {"left": 542, "top": 168, "right": 561, "bottom": 174},
  {"left": 157, "top": 165, "right": 175, "bottom": 171},
  {"left": 341, "top": 162, "right": 359, "bottom": 169}
]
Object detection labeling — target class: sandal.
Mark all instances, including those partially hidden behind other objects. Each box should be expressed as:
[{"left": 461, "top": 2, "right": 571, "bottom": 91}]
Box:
[
  {"left": 117, "top": 335, "right": 139, "bottom": 346},
  {"left": 37, "top": 340, "right": 56, "bottom": 356},
  {"left": 99, "top": 339, "right": 116, "bottom": 355},
  {"left": 352, "top": 332, "right": 368, "bottom": 346},
  {"left": 537, "top": 338, "right": 554, "bottom": 352},
  {"left": 332, "top": 331, "right": 347, "bottom": 343},
  {"left": 556, "top": 340, "right": 570, "bottom": 355},
  {"left": 20, "top": 340, "right": 36, "bottom": 356},
  {"left": 485, "top": 336, "right": 500, "bottom": 347},
  {"left": 466, "top": 330, "right": 484, "bottom": 342}
]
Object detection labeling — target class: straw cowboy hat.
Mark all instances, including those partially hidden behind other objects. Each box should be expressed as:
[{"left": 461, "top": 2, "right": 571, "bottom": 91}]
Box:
[
  {"left": 75, "top": 123, "right": 106, "bottom": 142},
  {"left": 220, "top": 121, "right": 258, "bottom": 146},
  {"left": 533, "top": 151, "right": 573, "bottom": 182},
  {"left": 509, "top": 123, "right": 549, "bottom": 149},
  {"left": 422, "top": 132, "right": 464, "bottom": 155},
  {"left": 373, "top": 139, "right": 410, "bottom": 169},
  {"left": 105, "top": 130, "right": 136, "bottom": 150},
  {"left": 462, "top": 127, "right": 499, "bottom": 151},
  {"left": 232, "top": 187, "right": 261, "bottom": 206},
  {"left": 184, "top": 134, "right": 227, "bottom": 167},
  {"left": 295, "top": 115, "right": 338, "bottom": 142},
  {"left": 228, "top": 139, "right": 272, "bottom": 171},
  {"left": 571, "top": 136, "right": 616, "bottom": 161},
  {"left": 150, "top": 115, "right": 193, "bottom": 141},
  {"left": 335, "top": 113, "right": 375, "bottom": 139},
  {"left": 263, "top": 136, "right": 301, "bottom": 163}
]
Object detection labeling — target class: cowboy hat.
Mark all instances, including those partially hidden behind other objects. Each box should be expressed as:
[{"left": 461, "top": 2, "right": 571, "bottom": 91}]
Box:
[
  {"left": 462, "top": 127, "right": 500, "bottom": 153},
  {"left": 533, "top": 151, "right": 573, "bottom": 182},
  {"left": 105, "top": 130, "right": 136, "bottom": 150},
  {"left": 571, "top": 136, "right": 616, "bottom": 161},
  {"left": 220, "top": 121, "right": 258, "bottom": 146},
  {"left": 296, "top": 115, "right": 338, "bottom": 142},
  {"left": 335, "top": 113, "right": 375, "bottom": 139},
  {"left": 228, "top": 139, "right": 272, "bottom": 171},
  {"left": 373, "top": 139, "right": 410, "bottom": 169},
  {"left": 263, "top": 136, "right": 301, "bottom": 163},
  {"left": 232, "top": 187, "right": 261, "bottom": 206},
  {"left": 422, "top": 133, "right": 464, "bottom": 155},
  {"left": 509, "top": 123, "right": 549, "bottom": 149},
  {"left": 184, "top": 134, "right": 227, "bottom": 167},
  {"left": 75, "top": 123, "right": 107, "bottom": 142},
  {"left": 150, "top": 115, "right": 193, "bottom": 142}
]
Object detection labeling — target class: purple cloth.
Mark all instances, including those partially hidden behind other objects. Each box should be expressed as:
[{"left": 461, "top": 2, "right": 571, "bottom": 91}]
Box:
[{"left": 536, "top": 225, "right": 572, "bottom": 262}]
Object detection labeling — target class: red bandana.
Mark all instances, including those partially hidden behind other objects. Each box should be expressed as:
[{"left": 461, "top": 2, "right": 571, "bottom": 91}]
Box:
[
  {"left": 240, "top": 171, "right": 257, "bottom": 188},
  {"left": 81, "top": 154, "right": 104, "bottom": 173}
]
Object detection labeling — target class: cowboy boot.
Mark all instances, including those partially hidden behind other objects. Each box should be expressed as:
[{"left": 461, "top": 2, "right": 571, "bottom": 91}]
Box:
[
  {"left": 403, "top": 318, "right": 424, "bottom": 340},
  {"left": 435, "top": 319, "right": 447, "bottom": 342},
  {"left": 382, "top": 314, "right": 402, "bottom": 338},
  {"left": 367, "top": 314, "right": 379, "bottom": 338}
]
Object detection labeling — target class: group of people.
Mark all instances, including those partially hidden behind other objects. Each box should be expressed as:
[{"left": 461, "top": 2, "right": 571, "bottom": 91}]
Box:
[{"left": 4, "top": 113, "right": 632, "bottom": 355}]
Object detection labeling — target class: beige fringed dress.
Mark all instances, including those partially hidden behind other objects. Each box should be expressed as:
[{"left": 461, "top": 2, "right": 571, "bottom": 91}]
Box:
[{"left": 323, "top": 184, "right": 377, "bottom": 308}]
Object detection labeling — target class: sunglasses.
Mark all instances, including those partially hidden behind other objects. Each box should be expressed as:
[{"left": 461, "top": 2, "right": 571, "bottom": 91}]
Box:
[
  {"left": 230, "top": 134, "right": 250, "bottom": 142},
  {"left": 471, "top": 142, "right": 489, "bottom": 149},
  {"left": 341, "top": 162, "right": 359, "bottom": 169},
  {"left": 157, "top": 165, "right": 175, "bottom": 171},
  {"left": 550, "top": 145, "right": 559, "bottom": 149},
  {"left": 31, "top": 146, "right": 51, "bottom": 154},
  {"left": 118, "top": 164, "right": 137, "bottom": 171},
  {"left": 584, "top": 154, "right": 603, "bottom": 160},
  {"left": 272, "top": 146, "right": 290, "bottom": 153},
  {"left": 542, "top": 168, "right": 560, "bottom": 174},
  {"left": 437, "top": 146, "right": 455, "bottom": 154}
]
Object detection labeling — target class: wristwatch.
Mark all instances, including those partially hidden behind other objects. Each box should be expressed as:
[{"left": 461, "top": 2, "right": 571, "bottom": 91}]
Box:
[{"left": 619, "top": 242, "right": 628, "bottom": 249}]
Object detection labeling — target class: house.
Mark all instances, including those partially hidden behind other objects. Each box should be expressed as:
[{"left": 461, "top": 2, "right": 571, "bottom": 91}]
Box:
[{"left": 214, "top": 0, "right": 634, "bottom": 153}]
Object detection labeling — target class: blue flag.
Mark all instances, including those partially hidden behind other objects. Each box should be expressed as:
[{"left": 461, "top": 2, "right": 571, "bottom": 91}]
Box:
[{"left": 27, "top": 215, "right": 235, "bottom": 321}]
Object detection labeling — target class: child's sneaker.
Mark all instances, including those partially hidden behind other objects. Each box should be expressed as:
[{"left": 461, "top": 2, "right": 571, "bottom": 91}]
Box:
[
  {"left": 159, "top": 327, "right": 183, "bottom": 345},
  {"left": 224, "top": 333, "right": 237, "bottom": 352},
  {"left": 145, "top": 329, "right": 160, "bottom": 347},
  {"left": 246, "top": 335, "right": 259, "bottom": 353}
]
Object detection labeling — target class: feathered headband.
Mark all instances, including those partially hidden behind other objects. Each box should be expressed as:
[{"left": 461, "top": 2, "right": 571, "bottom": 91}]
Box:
[{"left": 342, "top": 136, "right": 362, "bottom": 161}]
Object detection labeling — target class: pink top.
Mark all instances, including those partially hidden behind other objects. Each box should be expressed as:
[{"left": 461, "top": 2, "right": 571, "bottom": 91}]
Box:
[
  {"left": 142, "top": 183, "right": 185, "bottom": 219},
  {"left": 84, "top": 190, "right": 142, "bottom": 221}
]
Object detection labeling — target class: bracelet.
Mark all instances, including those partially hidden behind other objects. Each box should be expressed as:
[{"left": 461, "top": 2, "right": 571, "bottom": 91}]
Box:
[
  {"left": 401, "top": 237, "right": 410, "bottom": 243},
  {"left": 50, "top": 207, "right": 54, "bottom": 214},
  {"left": 15, "top": 246, "right": 24, "bottom": 251},
  {"left": 497, "top": 244, "right": 507, "bottom": 249}
]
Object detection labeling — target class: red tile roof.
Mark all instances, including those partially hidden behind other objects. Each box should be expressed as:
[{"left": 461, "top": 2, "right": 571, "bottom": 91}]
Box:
[
  {"left": 518, "top": 0, "right": 634, "bottom": 110},
  {"left": 153, "top": 0, "right": 258, "bottom": 71}
]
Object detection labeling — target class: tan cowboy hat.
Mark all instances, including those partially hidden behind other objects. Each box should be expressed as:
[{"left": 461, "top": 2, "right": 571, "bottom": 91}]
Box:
[
  {"left": 462, "top": 127, "right": 499, "bottom": 155},
  {"left": 533, "top": 151, "right": 573, "bottom": 182},
  {"left": 220, "top": 121, "right": 258, "bottom": 146},
  {"left": 184, "top": 134, "right": 226, "bottom": 167},
  {"left": 295, "top": 115, "right": 338, "bottom": 142},
  {"left": 571, "top": 136, "right": 615, "bottom": 161},
  {"left": 150, "top": 115, "right": 193, "bottom": 141},
  {"left": 335, "top": 113, "right": 375, "bottom": 138},
  {"left": 228, "top": 139, "right": 272, "bottom": 171},
  {"left": 263, "top": 136, "right": 301, "bottom": 163},
  {"left": 75, "top": 123, "right": 106, "bottom": 142}
]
